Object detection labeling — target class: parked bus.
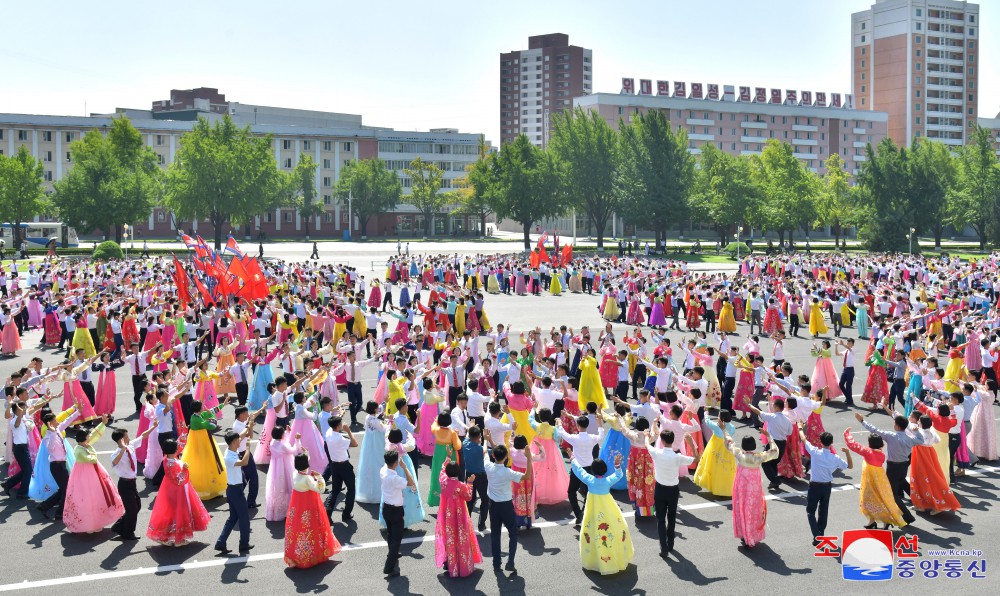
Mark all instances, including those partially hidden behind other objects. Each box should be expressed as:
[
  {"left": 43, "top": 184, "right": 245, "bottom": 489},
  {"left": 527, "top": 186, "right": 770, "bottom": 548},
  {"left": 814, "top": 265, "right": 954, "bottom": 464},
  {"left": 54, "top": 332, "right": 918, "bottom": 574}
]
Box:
[{"left": 0, "top": 222, "right": 80, "bottom": 248}]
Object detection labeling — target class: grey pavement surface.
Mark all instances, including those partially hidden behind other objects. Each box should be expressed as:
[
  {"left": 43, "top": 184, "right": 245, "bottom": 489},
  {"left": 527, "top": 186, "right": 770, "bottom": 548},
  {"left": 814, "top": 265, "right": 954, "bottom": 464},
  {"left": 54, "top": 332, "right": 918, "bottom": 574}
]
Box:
[{"left": 0, "top": 255, "right": 995, "bottom": 594}]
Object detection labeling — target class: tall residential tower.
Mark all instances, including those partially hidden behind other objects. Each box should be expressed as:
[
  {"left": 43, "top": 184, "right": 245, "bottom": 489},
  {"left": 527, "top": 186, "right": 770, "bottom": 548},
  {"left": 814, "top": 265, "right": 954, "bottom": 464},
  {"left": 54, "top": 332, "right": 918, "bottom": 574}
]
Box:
[
  {"left": 852, "top": 0, "right": 980, "bottom": 146},
  {"left": 499, "top": 33, "right": 592, "bottom": 146}
]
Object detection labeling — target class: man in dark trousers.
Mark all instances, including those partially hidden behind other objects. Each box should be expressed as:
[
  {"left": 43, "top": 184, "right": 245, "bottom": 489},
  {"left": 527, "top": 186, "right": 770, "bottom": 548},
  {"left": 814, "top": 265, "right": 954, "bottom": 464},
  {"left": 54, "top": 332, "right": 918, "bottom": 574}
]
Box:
[
  {"left": 381, "top": 448, "right": 416, "bottom": 579},
  {"left": 109, "top": 423, "right": 157, "bottom": 539},
  {"left": 856, "top": 412, "right": 920, "bottom": 524},
  {"left": 216, "top": 427, "right": 255, "bottom": 554},
  {"left": 324, "top": 415, "right": 358, "bottom": 523}
]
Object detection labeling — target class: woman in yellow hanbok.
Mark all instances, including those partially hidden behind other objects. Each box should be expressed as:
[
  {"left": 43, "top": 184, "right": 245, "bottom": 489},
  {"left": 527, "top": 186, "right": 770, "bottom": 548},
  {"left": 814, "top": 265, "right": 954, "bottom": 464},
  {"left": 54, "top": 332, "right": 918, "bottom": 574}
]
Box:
[
  {"left": 602, "top": 292, "right": 621, "bottom": 322},
  {"left": 486, "top": 271, "right": 500, "bottom": 294},
  {"left": 718, "top": 299, "right": 737, "bottom": 333},
  {"left": 843, "top": 429, "right": 907, "bottom": 528},
  {"left": 549, "top": 269, "right": 562, "bottom": 295},
  {"left": 572, "top": 458, "right": 634, "bottom": 575},
  {"left": 455, "top": 300, "right": 467, "bottom": 335},
  {"left": 808, "top": 298, "right": 828, "bottom": 337},
  {"left": 352, "top": 299, "right": 368, "bottom": 338},
  {"left": 577, "top": 351, "right": 607, "bottom": 411},
  {"left": 942, "top": 343, "right": 966, "bottom": 393},
  {"left": 71, "top": 310, "right": 97, "bottom": 358},
  {"left": 181, "top": 398, "right": 229, "bottom": 500},
  {"left": 693, "top": 412, "right": 737, "bottom": 497}
]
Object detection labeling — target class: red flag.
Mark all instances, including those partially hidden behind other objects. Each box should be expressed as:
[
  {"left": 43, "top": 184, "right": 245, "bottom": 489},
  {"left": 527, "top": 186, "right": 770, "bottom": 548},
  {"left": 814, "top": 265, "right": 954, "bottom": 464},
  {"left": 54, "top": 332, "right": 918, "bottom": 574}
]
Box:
[
  {"left": 180, "top": 233, "right": 197, "bottom": 248},
  {"left": 536, "top": 231, "right": 548, "bottom": 250},
  {"left": 561, "top": 244, "right": 573, "bottom": 264},
  {"left": 225, "top": 235, "right": 244, "bottom": 258},
  {"left": 193, "top": 275, "right": 213, "bottom": 305},
  {"left": 538, "top": 245, "right": 550, "bottom": 264},
  {"left": 529, "top": 248, "right": 540, "bottom": 268},
  {"left": 241, "top": 257, "right": 270, "bottom": 299},
  {"left": 171, "top": 256, "right": 192, "bottom": 306}
]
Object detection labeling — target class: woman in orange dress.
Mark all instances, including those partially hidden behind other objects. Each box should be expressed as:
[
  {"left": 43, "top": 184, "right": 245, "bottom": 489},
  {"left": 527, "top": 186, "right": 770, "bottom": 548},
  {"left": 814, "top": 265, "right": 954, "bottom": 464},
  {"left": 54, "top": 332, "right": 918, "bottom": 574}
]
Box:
[{"left": 284, "top": 454, "right": 341, "bottom": 568}]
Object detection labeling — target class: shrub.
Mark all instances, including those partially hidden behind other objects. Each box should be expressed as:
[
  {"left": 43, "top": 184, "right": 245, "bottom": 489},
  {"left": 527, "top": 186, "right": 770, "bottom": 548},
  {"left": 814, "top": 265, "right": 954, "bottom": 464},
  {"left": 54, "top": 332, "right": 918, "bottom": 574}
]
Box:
[{"left": 92, "top": 240, "right": 124, "bottom": 261}]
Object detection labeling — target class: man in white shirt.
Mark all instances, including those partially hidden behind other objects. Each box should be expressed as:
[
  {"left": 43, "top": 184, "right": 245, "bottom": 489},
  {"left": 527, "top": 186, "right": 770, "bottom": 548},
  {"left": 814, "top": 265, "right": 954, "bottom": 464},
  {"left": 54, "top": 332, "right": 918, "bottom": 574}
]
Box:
[
  {"left": 215, "top": 427, "right": 255, "bottom": 554},
  {"left": 483, "top": 444, "right": 531, "bottom": 573},
  {"left": 450, "top": 394, "right": 471, "bottom": 441},
  {"left": 646, "top": 421, "right": 696, "bottom": 556},
  {"left": 835, "top": 338, "right": 856, "bottom": 406},
  {"left": 381, "top": 450, "right": 416, "bottom": 578},
  {"left": 555, "top": 415, "right": 604, "bottom": 524},
  {"left": 465, "top": 379, "right": 492, "bottom": 428},
  {"left": 323, "top": 415, "right": 358, "bottom": 523},
  {"left": 229, "top": 352, "right": 253, "bottom": 407},
  {"left": 110, "top": 423, "right": 157, "bottom": 540}
]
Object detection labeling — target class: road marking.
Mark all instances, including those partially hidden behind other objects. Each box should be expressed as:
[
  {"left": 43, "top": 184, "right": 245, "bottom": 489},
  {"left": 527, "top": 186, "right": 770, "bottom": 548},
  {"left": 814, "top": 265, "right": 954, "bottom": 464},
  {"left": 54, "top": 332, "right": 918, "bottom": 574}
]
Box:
[{"left": 0, "top": 464, "right": 994, "bottom": 591}]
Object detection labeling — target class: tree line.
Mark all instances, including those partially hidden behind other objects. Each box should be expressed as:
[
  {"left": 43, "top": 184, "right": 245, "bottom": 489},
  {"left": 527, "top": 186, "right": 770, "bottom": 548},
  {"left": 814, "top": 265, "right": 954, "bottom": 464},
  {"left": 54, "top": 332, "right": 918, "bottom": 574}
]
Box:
[{"left": 1, "top": 111, "right": 997, "bottom": 252}]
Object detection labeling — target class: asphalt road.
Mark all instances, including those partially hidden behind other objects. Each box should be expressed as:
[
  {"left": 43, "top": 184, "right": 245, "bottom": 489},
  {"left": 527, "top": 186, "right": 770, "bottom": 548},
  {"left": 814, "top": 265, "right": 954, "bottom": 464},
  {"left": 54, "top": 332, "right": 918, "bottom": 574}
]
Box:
[{"left": 1, "top": 274, "right": 996, "bottom": 594}]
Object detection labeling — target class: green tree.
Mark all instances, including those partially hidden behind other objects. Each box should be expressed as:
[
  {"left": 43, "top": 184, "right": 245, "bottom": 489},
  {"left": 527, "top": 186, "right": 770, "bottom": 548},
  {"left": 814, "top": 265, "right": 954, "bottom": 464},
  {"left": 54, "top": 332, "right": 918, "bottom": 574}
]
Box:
[
  {"left": 549, "top": 107, "right": 618, "bottom": 249},
  {"left": 335, "top": 158, "right": 402, "bottom": 239},
  {"left": 0, "top": 146, "right": 47, "bottom": 247},
  {"left": 690, "top": 144, "right": 762, "bottom": 244},
  {"left": 403, "top": 157, "right": 444, "bottom": 237},
  {"left": 909, "top": 139, "right": 957, "bottom": 248},
  {"left": 163, "top": 115, "right": 289, "bottom": 250},
  {"left": 751, "top": 140, "right": 819, "bottom": 244},
  {"left": 855, "top": 138, "right": 913, "bottom": 251},
  {"left": 615, "top": 109, "right": 695, "bottom": 246},
  {"left": 292, "top": 154, "right": 321, "bottom": 239},
  {"left": 817, "top": 153, "right": 855, "bottom": 247},
  {"left": 949, "top": 126, "right": 1000, "bottom": 250},
  {"left": 454, "top": 136, "right": 494, "bottom": 237},
  {"left": 487, "top": 134, "right": 564, "bottom": 249},
  {"left": 52, "top": 116, "right": 159, "bottom": 241}
]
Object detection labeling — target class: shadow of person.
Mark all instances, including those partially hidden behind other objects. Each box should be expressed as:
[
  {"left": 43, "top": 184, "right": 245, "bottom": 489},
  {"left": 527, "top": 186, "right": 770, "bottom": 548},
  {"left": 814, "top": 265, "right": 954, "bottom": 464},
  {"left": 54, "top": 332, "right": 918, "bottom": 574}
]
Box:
[
  {"left": 664, "top": 550, "right": 728, "bottom": 585},
  {"left": 736, "top": 542, "right": 811, "bottom": 575},
  {"left": 583, "top": 564, "right": 645, "bottom": 595},
  {"left": 435, "top": 568, "right": 490, "bottom": 596},
  {"left": 220, "top": 556, "right": 252, "bottom": 586},
  {"left": 677, "top": 509, "right": 724, "bottom": 532},
  {"left": 59, "top": 529, "right": 116, "bottom": 557},
  {"left": 281, "top": 560, "right": 340, "bottom": 593},
  {"left": 100, "top": 539, "right": 149, "bottom": 570},
  {"left": 517, "top": 526, "right": 562, "bottom": 556},
  {"left": 144, "top": 539, "right": 211, "bottom": 573}
]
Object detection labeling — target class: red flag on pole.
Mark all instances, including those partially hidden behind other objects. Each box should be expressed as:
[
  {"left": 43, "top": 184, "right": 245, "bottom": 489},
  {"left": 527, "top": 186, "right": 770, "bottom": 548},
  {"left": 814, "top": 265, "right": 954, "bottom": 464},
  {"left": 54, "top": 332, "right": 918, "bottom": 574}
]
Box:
[
  {"left": 171, "top": 256, "right": 192, "bottom": 307},
  {"left": 529, "top": 248, "right": 540, "bottom": 268},
  {"left": 193, "top": 275, "right": 213, "bottom": 305},
  {"left": 536, "top": 231, "right": 548, "bottom": 250},
  {"left": 561, "top": 244, "right": 573, "bottom": 264},
  {"left": 538, "top": 245, "right": 550, "bottom": 264}
]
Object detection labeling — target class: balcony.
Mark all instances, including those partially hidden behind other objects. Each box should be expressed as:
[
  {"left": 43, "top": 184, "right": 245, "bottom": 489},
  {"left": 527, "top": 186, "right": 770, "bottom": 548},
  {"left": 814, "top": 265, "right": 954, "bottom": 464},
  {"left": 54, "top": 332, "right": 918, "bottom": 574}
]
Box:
[
  {"left": 740, "top": 150, "right": 762, "bottom": 156},
  {"left": 792, "top": 138, "right": 818, "bottom": 146},
  {"left": 853, "top": 154, "right": 867, "bottom": 162},
  {"left": 792, "top": 124, "right": 818, "bottom": 132},
  {"left": 688, "top": 133, "right": 715, "bottom": 141},
  {"left": 926, "top": 96, "right": 963, "bottom": 105},
  {"left": 853, "top": 141, "right": 867, "bottom": 148},
  {"left": 927, "top": 83, "right": 963, "bottom": 93},
  {"left": 686, "top": 118, "right": 715, "bottom": 126},
  {"left": 741, "top": 121, "right": 767, "bottom": 129},
  {"left": 852, "top": 127, "right": 867, "bottom": 134},
  {"left": 740, "top": 135, "right": 767, "bottom": 143},
  {"left": 793, "top": 151, "right": 817, "bottom": 160},
  {"left": 927, "top": 69, "right": 963, "bottom": 79},
  {"left": 927, "top": 109, "right": 963, "bottom": 118},
  {"left": 927, "top": 122, "right": 964, "bottom": 133}
]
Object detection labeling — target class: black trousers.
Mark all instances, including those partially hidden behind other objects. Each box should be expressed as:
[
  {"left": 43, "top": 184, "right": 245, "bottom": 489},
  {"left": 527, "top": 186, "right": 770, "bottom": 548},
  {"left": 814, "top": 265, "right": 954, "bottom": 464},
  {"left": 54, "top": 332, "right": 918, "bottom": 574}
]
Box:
[
  {"left": 888, "top": 379, "right": 905, "bottom": 411},
  {"left": 131, "top": 374, "right": 147, "bottom": 412},
  {"left": 631, "top": 364, "right": 646, "bottom": 399},
  {"left": 3, "top": 444, "right": 32, "bottom": 496},
  {"left": 383, "top": 503, "right": 405, "bottom": 573},
  {"left": 112, "top": 478, "right": 141, "bottom": 537},
  {"left": 325, "top": 460, "right": 356, "bottom": 519},
  {"left": 704, "top": 310, "right": 716, "bottom": 333},
  {"left": 789, "top": 314, "right": 801, "bottom": 336},
  {"left": 654, "top": 483, "right": 680, "bottom": 551},
  {"left": 722, "top": 376, "right": 735, "bottom": 412},
  {"left": 761, "top": 439, "right": 786, "bottom": 485},
  {"left": 216, "top": 484, "right": 251, "bottom": 549},
  {"left": 839, "top": 367, "right": 855, "bottom": 404},
  {"left": 466, "top": 472, "right": 489, "bottom": 527},
  {"left": 79, "top": 381, "right": 96, "bottom": 406},
  {"left": 615, "top": 381, "right": 629, "bottom": 402},
  {"left": 179, "top": 393, "right": 195, "bottom": 426},
  {"left": 448, "top": 387, "right": 461, "bottom": 411},
  {"left": 241, "top": 451, "right": 259, "bottom": 505},
  {"left": 885, "top": 460, "right": 914, "bottom": 522},
  {"left": 152, "top": 430, "right": 178, "bottom": 486},
  {"left": 489, "top": 500, "right": 518, "bottom": 567},
  {"left": 567, "top": 464, "right": 592, "bottom": 519},
  {"left": 806, "top": 481, "right": 832, "bottom": 538},
  {"left": 948, "top": 433, "right": 960, "bottom": 483},
  {"left": 38, "top": 460, "right": 69, "bottom": 512},
  {"left": 234, "top": 381, "right": 249, "bottom": 406},
  {"left": 345, "top": 382, "right": 363, "bottom": 424}
]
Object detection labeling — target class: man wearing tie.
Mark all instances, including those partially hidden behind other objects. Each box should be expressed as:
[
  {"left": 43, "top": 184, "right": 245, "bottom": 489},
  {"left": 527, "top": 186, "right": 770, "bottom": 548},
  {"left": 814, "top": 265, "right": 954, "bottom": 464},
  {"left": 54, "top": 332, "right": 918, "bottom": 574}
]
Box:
[
  {"left": 229, "top": 352, "right": 253, "bottom": 407},
  {"left": 443, "top": 352, "right": 469, "bottom": 411},
  {"left": 124, "top": 342, "right": 158, "bottom": 414},
  {"left": 110, "top": 422, "right": 158, "bottom": 540},
  {"left": 332, "top": 351, "right": 378, "bottom": 428}
]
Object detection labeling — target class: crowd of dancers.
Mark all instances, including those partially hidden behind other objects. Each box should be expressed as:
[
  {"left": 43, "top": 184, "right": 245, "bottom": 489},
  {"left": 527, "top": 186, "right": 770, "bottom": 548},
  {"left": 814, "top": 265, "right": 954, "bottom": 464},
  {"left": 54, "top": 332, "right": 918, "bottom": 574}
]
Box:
[{"left": 2, "top": 250, "right": 998, "bottom": 579}]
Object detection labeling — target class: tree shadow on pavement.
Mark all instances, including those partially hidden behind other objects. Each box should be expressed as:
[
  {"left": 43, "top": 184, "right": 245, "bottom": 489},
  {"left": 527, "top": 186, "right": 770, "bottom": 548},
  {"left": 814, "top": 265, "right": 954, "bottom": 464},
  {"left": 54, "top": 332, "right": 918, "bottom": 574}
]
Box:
[{"left": 736, "top": 542, "right": 810, "bottom": 575}]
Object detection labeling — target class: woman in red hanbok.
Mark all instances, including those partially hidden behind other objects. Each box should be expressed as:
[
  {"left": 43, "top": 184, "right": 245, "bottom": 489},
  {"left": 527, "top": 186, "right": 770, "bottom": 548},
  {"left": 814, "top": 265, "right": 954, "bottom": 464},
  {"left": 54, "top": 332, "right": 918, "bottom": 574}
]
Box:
[
  {"left": 435, "top": 459, "right": 483, "bottom": 578},
  {"left": 284, "top": 454, "right": 341, "bottom": 568},
  {"left": 686, "top": 297, "right": 702, "bottom": 330},
  {"left": 146, "top": 441, "right": 211, "bottom": 546}
]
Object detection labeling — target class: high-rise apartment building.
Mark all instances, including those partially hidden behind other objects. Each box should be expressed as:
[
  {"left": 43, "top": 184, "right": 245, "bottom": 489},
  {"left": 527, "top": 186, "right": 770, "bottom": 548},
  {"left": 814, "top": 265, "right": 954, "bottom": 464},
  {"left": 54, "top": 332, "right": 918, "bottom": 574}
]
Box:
[
  {"left": 852, "top": 0, "right": 979, "bottom": 147},
  {"left": 499, "top": 33, "right": 592, "bottom": 146}
]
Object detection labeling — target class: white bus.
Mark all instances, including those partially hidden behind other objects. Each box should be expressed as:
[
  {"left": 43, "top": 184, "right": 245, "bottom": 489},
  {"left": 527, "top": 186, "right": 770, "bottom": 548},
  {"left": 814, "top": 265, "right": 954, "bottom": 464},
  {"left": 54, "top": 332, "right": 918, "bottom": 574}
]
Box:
[{"left": 0, "top": 222, "right": 80, "bottom": 248}]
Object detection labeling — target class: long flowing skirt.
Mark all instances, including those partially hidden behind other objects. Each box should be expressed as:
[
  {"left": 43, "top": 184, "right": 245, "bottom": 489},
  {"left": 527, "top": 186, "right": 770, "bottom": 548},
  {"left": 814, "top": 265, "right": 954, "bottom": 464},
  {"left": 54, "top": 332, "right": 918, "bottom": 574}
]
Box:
[
  {"left": 265, "top": 449, "right": 296, "bottom": 522},
  {"left": 427, "top": 443, "right": 455, "bottom": 507},
  {"left": 511, "top": 463, "right": 536, "bottom": 527},
  {"left": 29, "top": 439, "right": 75, "bottom": 501},
  {"left": 43, "top": 313, "right": 61, "bottom": 344},
  {"left": 762, "top": 308, "right": 783, "bottom": 335},
  {"left": 416, "top": 403, "right": 440, "bottom": 456},
  {"left": 215, "top": 353, "right": 237, "bottom": 395},
  {"left": 648, "top": 303, "right": 666, "bottom": 326},
  {"left": 599, "top": 430, "right": 631, "bottom": 491},
  {"left": 356, "top": 428, "right": 387, "bottom": 504},
  {"left": 71, "top": 327, "right": 96, "bottom": 358},
  {"left": 180, "top": 429, "right": 227, "bottom": 500},
  {"left": 146, "top": 474, "right": 211, "bottom": 545},
  {"left": 626, "top": 447, "right": 656, "bottom": 516},
  {"left": 290, "top": 417, "right": 329, "bottom": 475},
  {"left": 144, "top": 429, "right": 165, "bottom": 479},
  {"left": 248, "top": 362, "right": 275, "bottom": 411},
  {"left": 531, "top": 437, "right": 570, "bottom": 505},
  {"left": 63, "top": 462, "right": 125, "bottom": 533},
  {"left": 777, "top": 428, "right": 805, "bottom": 479},
  {"left": 435, "top": 485, "right": 483, "bottom": 577},
  {"left": 253, "top": 408, "right": 278, "bottom": 465},
  {"left": 580, "top": 492, "right": 634, "bottom": 575},
  {"left": 196, "top": 380, "right": 220, "bottom": 421},
  {"left": 733, "top": 370, "right": 755, "bottom": 413},
  {"left": 861, "top": 365, "right": 889, "bottom": 406},
  {"left": 967, "top": 400, "right": 998, "bottom": 461},
  {"left": 909, "top": 445, "right": 961, "bottom": 512},
  {"left": 284, "top": 489, "right": 341, "bottom": 568},
  {"left": 379, "top": 453, "right": 426, "bottom": 528},
  {"left": 94, "top": 372, "right": 117, "bottom": 417},
  {"left": 731, "top": 465, "right": 767, "bottom": 547},
  {"left": 859, "top": 463, "right": 907, "bottom": 526},
  {"left": 811, "top": 358, "right": 844, "bottom": 400},
  {"left": 693, "top": 435, "right": 737, "bottom": 497},
  {"left": 1, "top": 321, "right": 22, "bottom": 354}
]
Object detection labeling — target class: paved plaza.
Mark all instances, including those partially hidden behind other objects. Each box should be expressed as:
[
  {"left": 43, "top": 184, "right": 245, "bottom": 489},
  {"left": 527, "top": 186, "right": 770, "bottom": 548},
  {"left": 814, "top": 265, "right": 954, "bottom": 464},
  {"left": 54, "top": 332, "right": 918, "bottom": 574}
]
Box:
[{"left": 0, "top": 245, "right": 996, "bottom": 594}]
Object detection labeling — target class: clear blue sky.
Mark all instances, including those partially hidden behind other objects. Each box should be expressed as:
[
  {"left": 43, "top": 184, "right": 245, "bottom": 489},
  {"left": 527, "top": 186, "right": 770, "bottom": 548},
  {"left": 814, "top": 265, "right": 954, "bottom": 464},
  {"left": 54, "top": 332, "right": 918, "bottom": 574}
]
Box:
[{"left": 2, "top": 0, "right": 996, "bottom": 145}]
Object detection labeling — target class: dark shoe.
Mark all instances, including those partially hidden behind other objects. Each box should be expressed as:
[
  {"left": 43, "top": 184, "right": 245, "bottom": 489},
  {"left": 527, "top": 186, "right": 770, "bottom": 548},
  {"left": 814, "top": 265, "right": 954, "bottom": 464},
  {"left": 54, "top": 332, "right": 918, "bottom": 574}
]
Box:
[
  {"left": 239, "top": 544, "right": 254, "bottom": 553},
  {"left": 767, "top": 482, "right": 781, "bottom": 491},
  {"left": 215, "top": 545, "right": 231, "bottom": 554},
  {"left": 864, "top": 522, "right": 877, "bottom": 529},
  {"left": 112, "top": 534, "right": 140, "bottom": 542},
  {"left": 247, "top": 503, "right": 259, "bottom": 510},
  {"left": 342, "top": 513, "right": 353, "bottom": 522},
  {"left": 385, "top": 566, "right": 400, "bottom": 579},
  {"left": 504, "top": 561, "right": 517, "bottom": 574}
]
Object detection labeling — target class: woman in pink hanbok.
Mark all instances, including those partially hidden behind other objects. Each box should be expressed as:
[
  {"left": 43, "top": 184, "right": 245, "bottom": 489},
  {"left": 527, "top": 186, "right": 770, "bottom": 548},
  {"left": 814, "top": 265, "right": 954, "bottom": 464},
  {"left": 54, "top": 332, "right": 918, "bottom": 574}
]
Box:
[
  {"left": 265, "top": 426, "right": 302, "bottom": 522},
  {"left": 63, "top": 421, "right": 125, "bottom": 534},
  {"left": 810, "top": 341, "right": 844, "bottom": 400},
  {"left": 725, "top": 430, "right": 778, "bottom": 548},
  {"left": 435, "top": 459, "right": 483, "bottom": 577}
]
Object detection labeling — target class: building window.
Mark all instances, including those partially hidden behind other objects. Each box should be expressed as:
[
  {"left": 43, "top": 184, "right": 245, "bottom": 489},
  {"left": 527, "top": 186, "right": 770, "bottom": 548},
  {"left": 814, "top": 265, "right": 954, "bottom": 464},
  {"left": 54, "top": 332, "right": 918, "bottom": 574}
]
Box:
[
  {"left": 970, "top": 14, "right": 976, "bottom": 23},
  {"left": 915, "top": 62, "right": 921, "bottom": 70},
  {"left": 282, "top": 140, "right": 292, "bottom": 150},
  {"left": 970, "top": 28, "right": 975, "bottom": 36},
  {"left": 323, "top": 195, "right": 332, "bottom": 205},
  {"left": 916, "top": 50, "right": 921, "bottom": 57},
  {"left": 41, "top": 131, "right": 52, "bottom": 142},
  {"left": 158, "top": 154, "right": 165, "bottom": 165},
  {"left": 43, "top": 151, "right": 52, "bottom": 162},
  {"left": 916, "top": 8, "right": 921, "bottom": 16},
  {"left": 157, "top": 211, "right": 166, "bottom": 223},
  {"left": 968, "top": 67, "right": 974, "bottom": 76},
  {"left": 969, "top": 41, "right": 975, "bottom": 49},
  {"left": 322, "top": 159, "right": 331, "bottom": 169},
  {"left": 969, "top": 81, "right": 975, "bottom": 89},
  {"left": 323, "top": 141, "right": 332, "bottom": 151},
  {"left": 916, "top": 35, "right": 921, "bottom": 43},
  {"left": 968, "top": 108, "right": 974, "bottom": 115},
  {"left": 861, "top": 22, "right": 866, "bottom": 30},
  {"left": 343, "top": 159, "right": 351, "bottom": 167},
  {"left": 283, "top": 212, "right": 292, "bottom": 223},
  {"left": 916, "top": 76, "right": 921, "bottom": 84},
  {"left": 156, "top": 135, "right": 164, "bottom": 145},
  {"left": 915, "top": 103, "right": 921, "bottom": 111},
  {"left": 861, "top": 85, "right": 866, "bottom": 93},
  {"left": 916, "top": 22, "right": 921, "bottom": 30},
  {"left": 916, "top": 90, "right": 921, "bottom": 97},
  {"left": 44, "top": 171, "right": 52, "bottom": 182},
  {"left": 284, "top": 158, "right": 292, "bottom": 168},
  {"left": 969, "top": 93, "right": 974, "bottom": 102},
  {"left": 861, "top": 60, "right": 865, "bottom": 67},
  {"left": 969, "top": 54, "right": 975, "bottom": 62},
  {"left": 66, "top": 152, "right": 72, "bottom": 162},
  {"left": 322, "top": 176, "right": 332, "bottom": 187},
  {"left": 916, "top": 117, "right": 921, "bottom": 125},
  {"left": 861, "top": 35, "right": 866, "bottom": 42},
  {"left": 303, "top": 140, "right": 311, "bottom": 150},
  {"left": 861, "top": 98, "right": 866, "bottom": 105},
  {"left": 265, "top": 213, "right": 272, "bottom": 223},
  {"left": 861, "top": 47, "right": 866, "bottom": 55},
  {"left": 861, "top": 72, "right": 865, "bottom": 80},
  {"left": 17, "top": 130, "right": 27, "bottom": 141}
]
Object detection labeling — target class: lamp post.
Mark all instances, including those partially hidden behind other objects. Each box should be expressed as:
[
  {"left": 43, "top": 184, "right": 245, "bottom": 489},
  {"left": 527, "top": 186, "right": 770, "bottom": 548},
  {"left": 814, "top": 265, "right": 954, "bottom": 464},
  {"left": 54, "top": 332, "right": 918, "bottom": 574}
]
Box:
[
  {"left": 347, "top": 192, "right": 354, "bottom": 241},
  {"left": 909, "top": 227, "right": 915, "bottom": 255},
  {"left": 735, "top": 225, "right": 744, "bottom": 262},
  {"left": 123, "top": 224, "right": 130, "bottom": 260}
]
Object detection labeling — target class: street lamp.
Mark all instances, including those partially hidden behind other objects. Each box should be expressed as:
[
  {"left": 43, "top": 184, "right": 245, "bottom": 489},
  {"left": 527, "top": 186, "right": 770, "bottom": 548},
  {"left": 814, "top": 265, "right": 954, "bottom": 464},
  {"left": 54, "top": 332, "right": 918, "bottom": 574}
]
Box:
[
  {"left": 735, "top": 226, "right": 744, "bottom": 262},
  {"left": 347, "top": 191, "right": 354, "bottom": 241},
  {"left": 123, "top": 224, "right": 130, "bottom": 260},
  {"left": 909, "top": 227, "right": 916, "bottom": 255}
]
